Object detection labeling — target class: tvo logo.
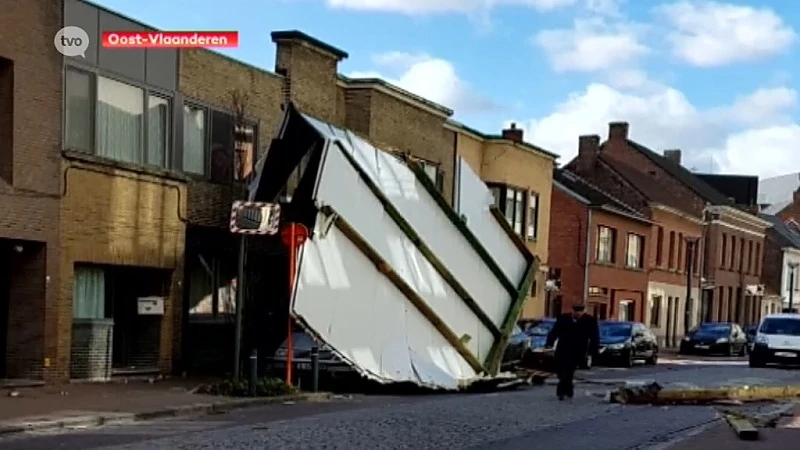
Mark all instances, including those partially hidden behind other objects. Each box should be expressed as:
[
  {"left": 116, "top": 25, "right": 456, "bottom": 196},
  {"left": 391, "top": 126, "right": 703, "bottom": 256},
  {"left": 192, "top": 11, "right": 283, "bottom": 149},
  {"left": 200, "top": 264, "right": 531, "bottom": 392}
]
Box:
[{"left": 54, "top": 26, "right": 90, "bottom": 58}]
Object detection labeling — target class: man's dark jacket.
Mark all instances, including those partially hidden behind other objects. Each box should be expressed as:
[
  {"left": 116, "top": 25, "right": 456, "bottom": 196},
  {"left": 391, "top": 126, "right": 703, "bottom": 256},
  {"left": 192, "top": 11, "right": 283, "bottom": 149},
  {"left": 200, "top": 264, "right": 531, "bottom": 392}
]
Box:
[{"left": 546, "top": 313, "right": 600, "bottom": 366}]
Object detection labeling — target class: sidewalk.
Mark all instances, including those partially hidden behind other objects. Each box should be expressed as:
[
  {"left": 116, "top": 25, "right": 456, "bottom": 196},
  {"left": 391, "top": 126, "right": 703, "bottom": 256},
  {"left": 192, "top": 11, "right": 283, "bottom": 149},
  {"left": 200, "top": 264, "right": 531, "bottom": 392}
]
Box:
[
  {"left": 670, "top": 404, "right": 800, "bottom": 449},
  {"left": 0, "top": 379, "right": 331, "bottom": 436}
]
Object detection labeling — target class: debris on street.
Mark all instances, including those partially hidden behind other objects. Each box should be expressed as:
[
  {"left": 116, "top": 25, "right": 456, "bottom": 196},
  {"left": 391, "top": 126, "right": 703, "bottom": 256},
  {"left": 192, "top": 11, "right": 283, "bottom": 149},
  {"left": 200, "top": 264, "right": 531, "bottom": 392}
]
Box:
[{"left": 609, "top": 383, "right": 800, "bottom": 405}]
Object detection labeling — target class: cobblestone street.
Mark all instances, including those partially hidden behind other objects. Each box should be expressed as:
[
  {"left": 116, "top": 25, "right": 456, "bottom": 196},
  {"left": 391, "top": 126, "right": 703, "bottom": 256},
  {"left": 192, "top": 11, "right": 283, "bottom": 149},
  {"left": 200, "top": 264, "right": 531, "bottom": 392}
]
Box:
[{"left": 1, "top": 357, "right": 799, "bottom": 449}]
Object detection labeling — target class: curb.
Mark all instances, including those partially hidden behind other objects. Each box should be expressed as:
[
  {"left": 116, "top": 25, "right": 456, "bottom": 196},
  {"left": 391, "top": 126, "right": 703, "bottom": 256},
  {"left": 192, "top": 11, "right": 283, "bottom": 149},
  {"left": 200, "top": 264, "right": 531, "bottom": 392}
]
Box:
[{"left": 0, "top": 392, "right": 332, "bottom": 437}]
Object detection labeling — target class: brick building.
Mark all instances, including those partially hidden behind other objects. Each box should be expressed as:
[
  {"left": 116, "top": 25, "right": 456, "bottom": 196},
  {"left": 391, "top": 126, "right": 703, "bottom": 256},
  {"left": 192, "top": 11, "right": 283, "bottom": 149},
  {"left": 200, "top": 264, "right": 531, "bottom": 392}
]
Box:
[
  {"left": 454, "top": 122, "right": 557, "bottom": 318},
  {"left": 567, "top": 134, "right": 704, "bottom": 345},
  {"left": 776, "top": 186, "right": 800, "bottom": 224},
  {"left": 0, "top": 0, "right": 63, "bottom": 382},
  {"left": 570, "top": 123, "right": 769, "bottom": 333},
  {"left": 550, "top": 169, "right": 651, "bottom": 322},
  {"left": 59, "top": 0, "right": 187, "bottom": 382}
]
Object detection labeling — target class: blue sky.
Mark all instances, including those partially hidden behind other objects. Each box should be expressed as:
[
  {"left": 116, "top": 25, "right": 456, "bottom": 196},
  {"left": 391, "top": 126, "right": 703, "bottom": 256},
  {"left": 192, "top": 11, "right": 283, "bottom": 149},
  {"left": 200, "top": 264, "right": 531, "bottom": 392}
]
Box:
[{"left": 93, "top": 0, "right": 800, "bottom": 178}]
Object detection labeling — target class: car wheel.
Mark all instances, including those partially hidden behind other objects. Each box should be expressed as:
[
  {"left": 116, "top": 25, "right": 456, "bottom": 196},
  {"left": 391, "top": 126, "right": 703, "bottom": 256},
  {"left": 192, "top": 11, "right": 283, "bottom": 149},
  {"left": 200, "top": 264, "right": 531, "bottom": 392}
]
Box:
[
  {"left": 645, "top": 350, "right": 658, "bottom": 365},
  {"left": 728, "top": 344, "right": 736, "bottom": 357},
  {"left": 737, "top": 344, "right": 746, "bottom": 357},
  {"left": 621, "top": 350, "right": 634, "bottom": 368},
  {"left": 749, "top": 356, "right": 766, "bottom": 368}
]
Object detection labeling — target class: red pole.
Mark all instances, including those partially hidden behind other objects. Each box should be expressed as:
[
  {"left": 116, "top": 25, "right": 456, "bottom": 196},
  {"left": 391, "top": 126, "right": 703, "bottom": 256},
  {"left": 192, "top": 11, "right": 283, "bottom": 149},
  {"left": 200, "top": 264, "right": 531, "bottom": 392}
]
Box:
[{"left": 285, "top": 225, "right": 296, "bottom": 387}]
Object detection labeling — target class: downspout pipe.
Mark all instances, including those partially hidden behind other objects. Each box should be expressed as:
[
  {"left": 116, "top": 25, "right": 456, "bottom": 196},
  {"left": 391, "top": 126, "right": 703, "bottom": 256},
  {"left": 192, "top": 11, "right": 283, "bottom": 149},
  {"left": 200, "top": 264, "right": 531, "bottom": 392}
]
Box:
[{"left": 583, "top": 209, "right": 592, "bottom": 306}]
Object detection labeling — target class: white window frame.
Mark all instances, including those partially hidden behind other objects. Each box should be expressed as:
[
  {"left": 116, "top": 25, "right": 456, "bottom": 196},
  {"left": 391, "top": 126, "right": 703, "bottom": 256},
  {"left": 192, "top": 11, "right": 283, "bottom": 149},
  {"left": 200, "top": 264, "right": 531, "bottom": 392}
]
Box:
[
  {"left": 626, "top": 233, "right": 644, "bottom": 268},
  {"left": 597, "top": 226, "right": 615, "bottom": 263}
]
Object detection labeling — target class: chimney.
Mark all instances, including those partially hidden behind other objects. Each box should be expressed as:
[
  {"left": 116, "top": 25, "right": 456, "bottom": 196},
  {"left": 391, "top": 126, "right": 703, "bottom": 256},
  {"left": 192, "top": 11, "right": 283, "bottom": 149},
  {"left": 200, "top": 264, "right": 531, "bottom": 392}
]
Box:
[
  {"left": 663, "top": 149, "right": 682, "bottom": 165},
  {"left": 577, "top": 134, "right": 601, "bottom": 176},
  {"left": 502, "top": 123, "right": 523, "bottom": 144},
  {"left": 608, "top": 122, "right": 629, "bottom": 142}
]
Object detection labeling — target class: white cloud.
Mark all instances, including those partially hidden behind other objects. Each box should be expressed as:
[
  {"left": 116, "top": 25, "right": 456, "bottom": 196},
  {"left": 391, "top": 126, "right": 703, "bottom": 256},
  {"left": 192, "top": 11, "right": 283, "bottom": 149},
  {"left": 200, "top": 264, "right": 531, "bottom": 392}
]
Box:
[
  {"left": 534, "top": 17, "right": 648, "bottom": 72},
  {"left": 324, "top": 0, "right": 579, "bottom": 15},
  {"left": 512, "top": 83, "right": 800, "bottom": 177},
  {"left": 349, "top": 52, "right": 501, "bottom": 112},
  {"left": 658, "top": 1, "right": 797, "bottom": 67}
]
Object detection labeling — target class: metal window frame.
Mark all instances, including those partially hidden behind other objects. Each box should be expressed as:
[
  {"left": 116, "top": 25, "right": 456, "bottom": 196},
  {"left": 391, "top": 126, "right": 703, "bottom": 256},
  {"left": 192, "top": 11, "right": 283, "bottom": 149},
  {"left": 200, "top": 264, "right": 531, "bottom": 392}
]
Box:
[{"left": 180, "top": 97, "right": 260, "bottom": 183}]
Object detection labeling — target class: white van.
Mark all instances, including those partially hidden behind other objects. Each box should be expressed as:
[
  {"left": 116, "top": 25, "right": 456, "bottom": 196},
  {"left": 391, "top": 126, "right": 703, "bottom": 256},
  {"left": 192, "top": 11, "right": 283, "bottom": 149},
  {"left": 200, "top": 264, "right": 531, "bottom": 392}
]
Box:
[{"left": 749, "top": 313, "right": 800, "bottom": 368}]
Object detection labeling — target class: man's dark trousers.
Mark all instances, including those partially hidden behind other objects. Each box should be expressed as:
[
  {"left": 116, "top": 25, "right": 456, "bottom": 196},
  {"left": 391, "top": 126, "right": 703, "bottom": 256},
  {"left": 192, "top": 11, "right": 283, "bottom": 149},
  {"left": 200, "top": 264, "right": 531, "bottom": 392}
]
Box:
[{"left": 555, "top": 360, "right": 575, "bottom": 398}]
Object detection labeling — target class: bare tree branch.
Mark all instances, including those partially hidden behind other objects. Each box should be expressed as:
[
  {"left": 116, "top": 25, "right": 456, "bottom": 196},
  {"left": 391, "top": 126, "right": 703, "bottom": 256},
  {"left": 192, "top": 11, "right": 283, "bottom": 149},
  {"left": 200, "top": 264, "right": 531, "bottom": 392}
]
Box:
[{"left": 228, "top": 88, "right": 253, "bottom": 183}]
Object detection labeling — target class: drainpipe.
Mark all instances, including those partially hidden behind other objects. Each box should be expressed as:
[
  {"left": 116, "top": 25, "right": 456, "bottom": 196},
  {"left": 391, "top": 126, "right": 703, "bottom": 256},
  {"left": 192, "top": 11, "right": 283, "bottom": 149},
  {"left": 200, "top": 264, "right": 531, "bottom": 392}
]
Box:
[{"left": 583, "top": 209, "right": 592, "bottom": 306}]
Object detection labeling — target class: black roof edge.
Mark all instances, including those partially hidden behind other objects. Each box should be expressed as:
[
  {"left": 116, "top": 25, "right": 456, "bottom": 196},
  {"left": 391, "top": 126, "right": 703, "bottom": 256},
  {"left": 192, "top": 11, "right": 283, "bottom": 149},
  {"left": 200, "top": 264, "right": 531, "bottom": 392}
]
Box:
[{"left": 271, "top": 30, "right": 349, "bottom": 60}]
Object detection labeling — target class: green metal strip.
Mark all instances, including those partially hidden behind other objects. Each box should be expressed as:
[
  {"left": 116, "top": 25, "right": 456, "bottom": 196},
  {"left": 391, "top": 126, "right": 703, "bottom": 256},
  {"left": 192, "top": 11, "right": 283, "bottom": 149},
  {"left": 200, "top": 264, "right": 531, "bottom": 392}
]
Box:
[
  {"left": 320, "top": 205, "right": 486, "bottom": 374},
  {"left": 484, "top": 257, "right": 539, "bottom": 374},
  {"left": 403, "top": 157, "right": 526, "bottom": 297},
  {"left": 333, "top": 143, "right": 501, "bottom": 339}
]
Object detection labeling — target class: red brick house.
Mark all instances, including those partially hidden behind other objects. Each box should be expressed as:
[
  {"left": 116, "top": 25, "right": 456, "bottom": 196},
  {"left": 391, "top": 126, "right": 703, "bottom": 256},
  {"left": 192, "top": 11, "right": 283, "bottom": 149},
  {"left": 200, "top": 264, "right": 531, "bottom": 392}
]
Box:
[
  {"left": 549, "top": 169, "right": 652, "bottom": 322},
  {"left": 566, "top": 134, "right": 706, "bottom": 346},
  {"left": 567, "top": 123, "right": 770, "bottom": 332}
]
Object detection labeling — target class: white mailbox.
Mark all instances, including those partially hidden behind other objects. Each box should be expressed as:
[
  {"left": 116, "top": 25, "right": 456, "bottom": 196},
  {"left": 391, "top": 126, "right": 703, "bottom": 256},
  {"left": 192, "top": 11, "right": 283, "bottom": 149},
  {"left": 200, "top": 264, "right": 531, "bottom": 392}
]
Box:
[{"left": 137, "top": 296, "right": 164, "bottom": 315}]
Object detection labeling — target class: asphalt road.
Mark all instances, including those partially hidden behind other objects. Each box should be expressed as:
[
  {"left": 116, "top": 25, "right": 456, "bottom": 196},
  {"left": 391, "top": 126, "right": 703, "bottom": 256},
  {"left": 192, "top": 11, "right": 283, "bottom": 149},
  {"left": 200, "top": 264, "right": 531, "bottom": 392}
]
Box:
[{"left": 1, "top": 355, "right": 799, "bottom": 450}]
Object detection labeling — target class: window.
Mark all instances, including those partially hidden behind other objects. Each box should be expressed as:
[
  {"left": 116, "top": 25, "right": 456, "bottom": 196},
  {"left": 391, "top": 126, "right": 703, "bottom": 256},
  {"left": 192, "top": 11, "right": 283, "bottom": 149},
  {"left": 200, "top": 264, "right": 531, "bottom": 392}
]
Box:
[
  {"left": 655, "top": 227, "right": 664, "bottom": 267},
  {"left": 668, "top": 231, "right": 676, "bottom": 269},
  {"left": 747, "top": 241, "right": 753, "bottom": 274},
  {"left": 187, "top": 253, "right": 237, "bottom": 321},
  {"left": 693, "top": 241, "right": 700, "bottom": 275},
  {"left": 65, "top": 69, "right": 93, "bottom": 151},
  {"left": 210, "top": 110, "right": 234, "bottom": 183},
  {"left": 530, "top": 279, "right": 537, "bottom": 297},
  {"left": 650, "top": 295, "right": 662, "bottom": 327},
  {"left": 64, "top": 68, "right": 171, "bottom": 169},
  {"left": 235, "top": 123, "right": 256, "bottom": 180},
  {"left": 597, "top": 226, "right": 616, "bottom": 263},
  {"left": 738, "top": 237, "right": 745, "bottom": 272},
  {"left": 721, "top": 232, "right": 728, "bottom": 266},
  {"left": 677, "top": 233, "right": 684, "bottom": 271},
  {"left": 97, "top": 76, "right": 144, "bottom": 165},
  {"left": 73, "top": 265, "right": 106, "bottom": 319},
  {"left": 182, "top": 103, "right": 258, "bottom": 182},
  {"left": 729, "top": 234, "right": 736, "bottom": 269},
  {"left": 626, "top": 233, "right": 644, "bottom": 268},
  {"left": 527, "top": 193, "right": 539, "bottom": 239},
  {"left": 183, "top": 104, "right": 206, "bottom": 174},
  {"left": 147, "top": 95, "right": 170, "bottom": 168},
  {"left": 755, "top": 243, "right": 761, "bottom": 274},
  {"left": 487, "top": 183, "right": 528, "bottom": 237}
]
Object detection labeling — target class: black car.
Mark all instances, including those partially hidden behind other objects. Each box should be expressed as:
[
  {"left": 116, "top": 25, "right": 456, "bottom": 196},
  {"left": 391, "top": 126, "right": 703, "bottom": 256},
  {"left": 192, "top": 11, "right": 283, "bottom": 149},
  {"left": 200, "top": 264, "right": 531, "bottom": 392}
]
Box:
[
  {"left": 679, "top": 322, "right": 748, "bottom": 356},
  {"left": 501, "top": 325, "right": 533, "bottom": 369},
  {"left": 596, "top": 321, "right": 658, "bottom": 367},
  {"left": 520, "top": 318, "right": 556, "bottom": 366}
]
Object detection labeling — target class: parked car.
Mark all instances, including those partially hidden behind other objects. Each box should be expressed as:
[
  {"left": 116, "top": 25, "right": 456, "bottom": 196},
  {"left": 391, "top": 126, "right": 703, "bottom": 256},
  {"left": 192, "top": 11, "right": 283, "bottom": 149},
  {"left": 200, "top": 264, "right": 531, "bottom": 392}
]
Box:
[
  {"left": 272, "top": 328, "right": 533, "bottom": 377},
  {"left": 271, "top": 331, "right": 354, "bottom": 379},
  {"left": 520, "top": 317, "right": 594, "bottom": 369},
  {"left": 501, "top": 325, "right": 533, "bottom": 369},
  {"left": 744, "top": 324, "right": 758, "bottom": 352},
  {"left": 520, "top": 318, "right": 556, "bottom": 367},
  {"left": 596, "top": 321, "right": 658, "bottom": 367},
  {"left": 679, "top": 322, "right": 747, "bottom": 356},
  {"left": 749, "top": 313, "right": 800, "bottom": 368}
]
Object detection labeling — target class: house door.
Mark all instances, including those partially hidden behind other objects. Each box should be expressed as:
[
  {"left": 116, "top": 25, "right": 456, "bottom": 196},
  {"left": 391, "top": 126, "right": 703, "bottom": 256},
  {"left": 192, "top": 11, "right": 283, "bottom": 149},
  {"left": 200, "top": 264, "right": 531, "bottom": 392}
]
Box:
[{"left": 618, "top": 300, "right": 634, "bottom": 321}]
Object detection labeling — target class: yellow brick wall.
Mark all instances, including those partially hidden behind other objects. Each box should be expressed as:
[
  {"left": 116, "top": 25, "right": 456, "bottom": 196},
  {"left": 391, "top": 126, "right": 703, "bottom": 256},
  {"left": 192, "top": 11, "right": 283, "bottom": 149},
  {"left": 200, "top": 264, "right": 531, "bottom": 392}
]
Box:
[
  {"left": 456, "top": 132, "right": 555, "bottom": 319},
  {"left": 57, "top": 161, "right": 187, "bottom": 380}
]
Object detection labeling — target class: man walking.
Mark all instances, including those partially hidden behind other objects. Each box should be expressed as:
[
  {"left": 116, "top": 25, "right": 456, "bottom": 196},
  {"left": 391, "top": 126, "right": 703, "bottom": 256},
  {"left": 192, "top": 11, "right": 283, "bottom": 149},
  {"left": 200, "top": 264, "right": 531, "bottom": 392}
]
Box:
[{"left": 545, "top": 304, "right": 600, "bottom": 400}]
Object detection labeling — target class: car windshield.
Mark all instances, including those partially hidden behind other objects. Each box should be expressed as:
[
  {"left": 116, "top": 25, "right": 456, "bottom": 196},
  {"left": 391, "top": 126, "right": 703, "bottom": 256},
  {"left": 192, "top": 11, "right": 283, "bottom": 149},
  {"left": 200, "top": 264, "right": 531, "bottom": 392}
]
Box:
[
  {"left": 759, "top": 318, "right": 800, "bottom": 336},
  {"left": 526, "top": 321, "right": 554, "bottom": 336},
  {"left": 600, "top": 322, "right": 632, "bottom": 338},
  {"left": 692, "top": 324, "right": 730, "bottom": 335}
]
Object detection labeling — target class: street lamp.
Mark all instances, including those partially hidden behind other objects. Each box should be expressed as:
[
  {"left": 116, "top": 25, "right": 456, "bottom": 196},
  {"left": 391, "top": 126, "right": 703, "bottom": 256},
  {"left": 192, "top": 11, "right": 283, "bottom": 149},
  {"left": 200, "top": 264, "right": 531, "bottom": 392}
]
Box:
[{"left": 789, "top": 261, "right": 799, "bottom": 313}]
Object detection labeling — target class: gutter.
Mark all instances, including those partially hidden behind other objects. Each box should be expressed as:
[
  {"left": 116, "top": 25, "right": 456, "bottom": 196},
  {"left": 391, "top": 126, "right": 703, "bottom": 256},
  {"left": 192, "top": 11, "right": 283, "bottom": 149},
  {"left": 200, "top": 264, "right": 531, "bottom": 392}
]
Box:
[{"left": 584, "top": 209, "right": 592, "bottom": 304}]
